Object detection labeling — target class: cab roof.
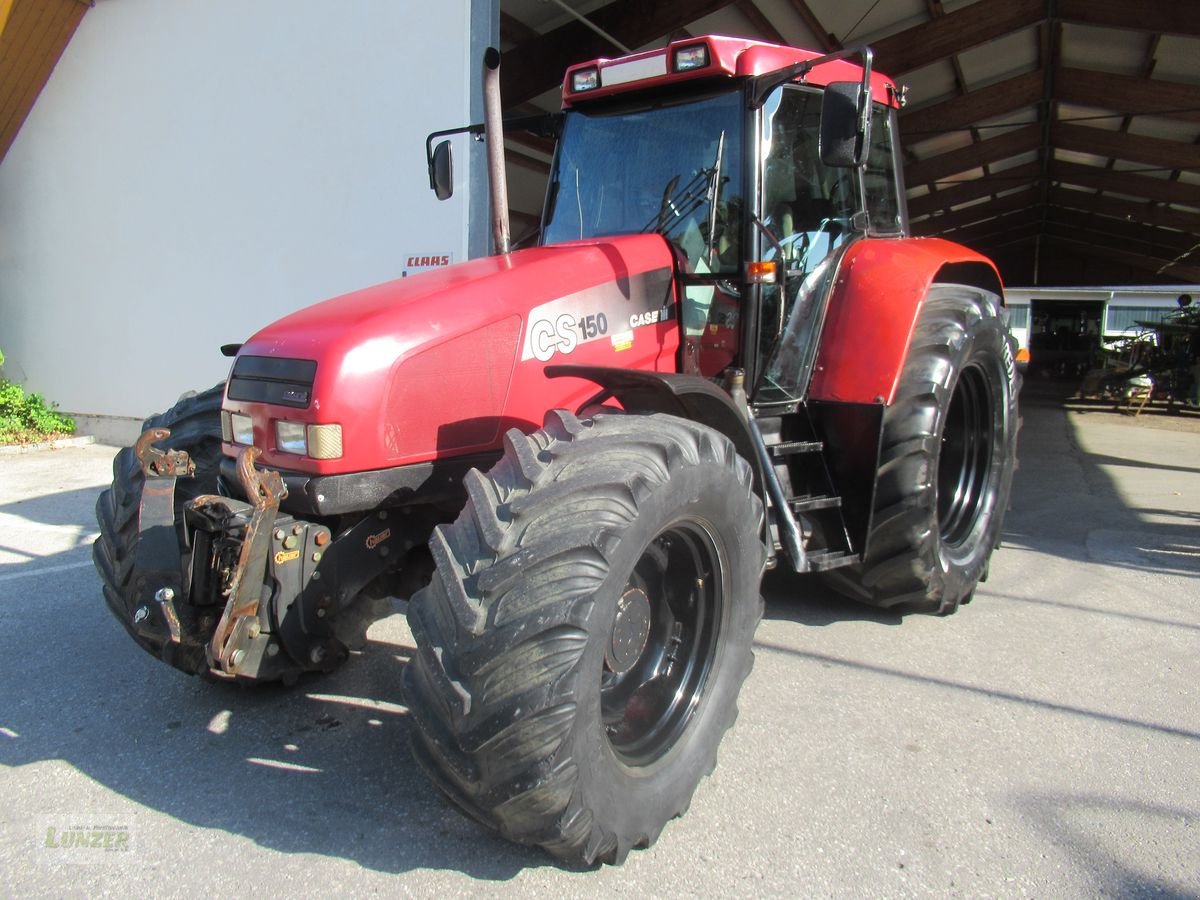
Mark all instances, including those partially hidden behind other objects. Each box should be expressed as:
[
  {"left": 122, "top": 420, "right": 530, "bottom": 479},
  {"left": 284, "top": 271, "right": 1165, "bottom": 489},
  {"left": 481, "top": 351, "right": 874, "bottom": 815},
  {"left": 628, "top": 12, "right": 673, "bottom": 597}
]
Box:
[{"left": 562, "top": 35, "right": 899, "bottom": 109}]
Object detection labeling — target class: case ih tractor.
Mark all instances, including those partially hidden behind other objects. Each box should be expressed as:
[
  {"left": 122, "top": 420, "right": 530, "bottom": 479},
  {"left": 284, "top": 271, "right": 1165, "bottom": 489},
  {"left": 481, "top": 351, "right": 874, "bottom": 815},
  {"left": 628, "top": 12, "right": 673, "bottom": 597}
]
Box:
[{"left": 95, "top": 37, "right": 1019, "bottom": 866}]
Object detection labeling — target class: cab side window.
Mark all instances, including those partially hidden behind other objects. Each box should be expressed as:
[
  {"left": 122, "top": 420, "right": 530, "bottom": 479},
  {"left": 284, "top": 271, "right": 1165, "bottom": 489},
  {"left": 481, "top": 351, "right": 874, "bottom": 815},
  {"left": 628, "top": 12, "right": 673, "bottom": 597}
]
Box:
[{"left": 863, "top": 106, "right": 901, "bottom": 234}]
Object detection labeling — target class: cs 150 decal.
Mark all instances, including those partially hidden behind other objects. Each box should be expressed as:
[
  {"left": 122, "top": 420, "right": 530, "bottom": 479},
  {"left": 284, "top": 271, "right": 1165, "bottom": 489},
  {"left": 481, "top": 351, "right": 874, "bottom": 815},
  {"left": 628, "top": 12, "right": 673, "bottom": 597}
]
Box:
[{"left": 521, "top": 268, "right": 674, "bottom": 362}]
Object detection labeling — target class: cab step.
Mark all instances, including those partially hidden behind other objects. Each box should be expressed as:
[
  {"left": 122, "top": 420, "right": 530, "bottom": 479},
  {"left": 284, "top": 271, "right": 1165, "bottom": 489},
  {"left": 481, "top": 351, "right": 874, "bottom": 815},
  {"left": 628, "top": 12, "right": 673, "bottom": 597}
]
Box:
[
  {"left": 804, "top": 549, "right": 858, "bottom": 571},
  {"left": 769, "top": 440, "right": 824, "bottom": 457},
  {"left": 788, "top": 494, "right": 842, "bottom": 512}
]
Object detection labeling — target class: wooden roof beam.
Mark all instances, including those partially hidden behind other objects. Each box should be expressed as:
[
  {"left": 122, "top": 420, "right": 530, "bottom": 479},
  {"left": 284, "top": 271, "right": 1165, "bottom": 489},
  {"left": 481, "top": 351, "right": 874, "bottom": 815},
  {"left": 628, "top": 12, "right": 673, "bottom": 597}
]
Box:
[
  {"left": 1053, "top": 122, "right": 1200, "bottom": 174},
  {"left": 873, "top": 0, "right": 1043, "bottom": 77},
  {"left": 782, "top": 0, "right": 838, "bottom": 51},
  {"left": 1057, "top": 0, "right": 1200, "bottom": 37},
  {"left": 1045, "top": 206, "right": 1198, "bottom": 255},
  {"left": 1051, "top": 160, "right": 1200, "bottom": 208},
  {"left": 1042, "top": 232, "right": 1200, "bottom": 281},
  {"left": 935, "top": 208, "right": 1041, "bottom": 245},
  {"left": 911, "top": 186, "right": 1041, "bottom": 235},
  {"left": 500, "top": 11, "right": 539, "bottom": 45},
  {"left": 906, "top": 160, "right": 1041, "bottom": 219},
  {"left": 951, "top": 221, "right": 1042, "bottom": 254},
  {"left": 500, "top": 0, "right": 736, "bottom": 107},
  {"left": 1049, "top": 185, "right": 1200, "bottom": 233},
  {"left": 0, "top": 0, "right": 89, "bottom": 161},
  {"left": 734, "top": 0, "right": 785, "bottom": 45},
  {"left": 905, "top": 124, "right": 1041, "bottom": 188},
  {"left": 1056, "top": 67, "right": 1200, "bottom": 125},
  {"left": 901, "top": 69, "right": 1044, "bottom": 138}
]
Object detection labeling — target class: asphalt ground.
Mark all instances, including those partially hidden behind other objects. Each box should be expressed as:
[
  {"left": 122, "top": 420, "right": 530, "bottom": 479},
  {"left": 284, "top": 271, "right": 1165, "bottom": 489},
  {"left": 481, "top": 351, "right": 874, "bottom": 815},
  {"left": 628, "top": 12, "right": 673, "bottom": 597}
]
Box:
[{"left": 1, "top": 386, "right": 1197, "bottom": 897}]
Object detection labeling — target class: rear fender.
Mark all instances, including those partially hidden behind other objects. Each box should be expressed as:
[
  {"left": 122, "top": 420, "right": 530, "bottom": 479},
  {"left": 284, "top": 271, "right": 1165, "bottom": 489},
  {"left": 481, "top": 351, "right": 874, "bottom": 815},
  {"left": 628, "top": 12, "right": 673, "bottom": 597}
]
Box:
[{"left": 808, "top": 238, "right": 1003, "bottom": 405}]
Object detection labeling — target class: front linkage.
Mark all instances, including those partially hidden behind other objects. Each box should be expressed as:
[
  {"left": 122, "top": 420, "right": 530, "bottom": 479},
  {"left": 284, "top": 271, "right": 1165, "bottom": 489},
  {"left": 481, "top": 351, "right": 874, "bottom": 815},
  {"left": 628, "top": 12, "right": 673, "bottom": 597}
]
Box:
[{"left": 129, "top": 428, "right": 410, "bottom": 682}]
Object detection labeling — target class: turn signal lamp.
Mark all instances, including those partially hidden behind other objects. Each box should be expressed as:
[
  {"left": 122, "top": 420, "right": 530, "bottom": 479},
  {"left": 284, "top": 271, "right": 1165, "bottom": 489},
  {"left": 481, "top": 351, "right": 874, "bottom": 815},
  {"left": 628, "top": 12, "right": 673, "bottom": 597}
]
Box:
[
  {"left": 673, "top": 44, "right": 709, "bottom": 72},
  {"left": 746, "top": 260, "right": 778, "bottom": 284},
  {"left": 572, "top": 67, "right": 600, "bottom": 92},
  {"left": 306, "top": 424, "right": 344, "bottom": 460}
]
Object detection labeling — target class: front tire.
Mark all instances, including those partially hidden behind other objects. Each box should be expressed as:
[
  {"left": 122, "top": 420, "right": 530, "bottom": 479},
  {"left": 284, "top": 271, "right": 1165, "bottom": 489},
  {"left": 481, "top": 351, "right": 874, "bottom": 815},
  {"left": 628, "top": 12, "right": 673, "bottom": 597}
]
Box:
[
  {"left": 824, "top": 284, "right": 1020, "bottom": 615},
  {"left": 93, "top": 386, "right": 225, "bottom": 674},
  {"left": 403, "top": 410, "right": 765, "bottom": 865}
]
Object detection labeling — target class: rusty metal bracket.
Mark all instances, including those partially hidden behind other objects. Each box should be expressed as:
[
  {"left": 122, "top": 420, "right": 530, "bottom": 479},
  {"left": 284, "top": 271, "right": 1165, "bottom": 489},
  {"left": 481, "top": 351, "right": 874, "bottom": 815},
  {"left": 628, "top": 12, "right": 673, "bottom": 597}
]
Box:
[
  {"left": 131, "top": 428, "right": 193, "bottom": 645},
  {"left": 205, "top": 446, "right": 288, "bottom": 676},
  {"left": 135, "top": 427, "right": 195, "bottom": 479},
  {"left": 155, "top": 587, "right": 183, "bottom": 644}
]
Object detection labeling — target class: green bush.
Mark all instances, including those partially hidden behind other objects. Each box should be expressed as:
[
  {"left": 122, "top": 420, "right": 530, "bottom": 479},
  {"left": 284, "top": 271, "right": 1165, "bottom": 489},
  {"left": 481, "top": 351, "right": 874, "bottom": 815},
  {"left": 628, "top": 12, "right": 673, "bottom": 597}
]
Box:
[{"left": 0, "top": 349, "right": 76, "bottom": 444}]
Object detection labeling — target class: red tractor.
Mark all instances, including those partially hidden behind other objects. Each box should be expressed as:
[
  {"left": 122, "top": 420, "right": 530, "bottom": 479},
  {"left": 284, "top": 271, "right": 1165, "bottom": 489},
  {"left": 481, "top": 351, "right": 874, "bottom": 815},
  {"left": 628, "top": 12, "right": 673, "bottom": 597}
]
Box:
[{"left": 95, "top": 37, "right": 1019, "bottom": 866}]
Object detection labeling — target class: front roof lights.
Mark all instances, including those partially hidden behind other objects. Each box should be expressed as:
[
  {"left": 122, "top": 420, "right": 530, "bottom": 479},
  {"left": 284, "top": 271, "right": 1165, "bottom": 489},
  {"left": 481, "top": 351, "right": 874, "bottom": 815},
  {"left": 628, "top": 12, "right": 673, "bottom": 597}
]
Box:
[
  {"left": 571, "top": 67, "right": 600, "bottom": 93},
  {"left": 673, "top": 44, "right": 709, "bottom": 72}
]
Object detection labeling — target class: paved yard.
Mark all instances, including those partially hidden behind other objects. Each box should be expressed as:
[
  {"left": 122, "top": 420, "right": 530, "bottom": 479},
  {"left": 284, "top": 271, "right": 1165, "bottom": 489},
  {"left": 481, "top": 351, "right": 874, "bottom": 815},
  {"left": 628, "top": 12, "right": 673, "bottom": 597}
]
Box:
[{"left": 1, "top": 389, "right": 1197, "bottom": 897}]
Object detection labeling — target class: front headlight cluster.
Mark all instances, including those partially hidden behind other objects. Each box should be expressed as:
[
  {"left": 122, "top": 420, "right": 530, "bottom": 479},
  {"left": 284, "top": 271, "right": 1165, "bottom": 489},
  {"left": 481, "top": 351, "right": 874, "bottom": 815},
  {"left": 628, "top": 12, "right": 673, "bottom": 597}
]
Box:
[
  {"left": 221, "top": 411, "right": 343, "bottom": 460},
  {"left": 276, "top": 421, "right": 344, "bottom": 459}
]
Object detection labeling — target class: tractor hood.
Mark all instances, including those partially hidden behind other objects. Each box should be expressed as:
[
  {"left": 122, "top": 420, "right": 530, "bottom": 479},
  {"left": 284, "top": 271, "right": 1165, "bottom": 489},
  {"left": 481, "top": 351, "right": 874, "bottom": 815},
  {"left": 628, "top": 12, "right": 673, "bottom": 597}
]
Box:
[{"left": 225, "top": 234, "right": 679, "bottom": 474}]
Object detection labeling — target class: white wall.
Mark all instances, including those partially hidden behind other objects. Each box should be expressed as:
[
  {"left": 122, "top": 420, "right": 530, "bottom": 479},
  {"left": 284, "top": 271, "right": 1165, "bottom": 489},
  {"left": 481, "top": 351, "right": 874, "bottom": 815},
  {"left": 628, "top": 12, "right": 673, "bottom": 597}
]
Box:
[{"left": 0, "top": 0, "right": 478, "bottom": 418}]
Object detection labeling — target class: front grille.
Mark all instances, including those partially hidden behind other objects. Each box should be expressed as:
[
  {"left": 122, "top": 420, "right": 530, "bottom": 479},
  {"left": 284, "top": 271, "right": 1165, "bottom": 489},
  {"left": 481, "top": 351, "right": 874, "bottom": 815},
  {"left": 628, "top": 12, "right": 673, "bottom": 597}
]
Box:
[{"left": 227, "top": 356, "right": 317, "bottom": 408}]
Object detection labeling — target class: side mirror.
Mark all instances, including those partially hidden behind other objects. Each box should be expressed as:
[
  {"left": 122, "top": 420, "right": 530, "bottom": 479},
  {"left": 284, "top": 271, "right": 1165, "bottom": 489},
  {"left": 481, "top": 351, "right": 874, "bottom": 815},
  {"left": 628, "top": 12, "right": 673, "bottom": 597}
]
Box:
[
  {"left": 819, "top": 82, "right": 871, "bottom": 168},
  {"left": 430, "top": 140, "right": 453, "bottom": 200}
]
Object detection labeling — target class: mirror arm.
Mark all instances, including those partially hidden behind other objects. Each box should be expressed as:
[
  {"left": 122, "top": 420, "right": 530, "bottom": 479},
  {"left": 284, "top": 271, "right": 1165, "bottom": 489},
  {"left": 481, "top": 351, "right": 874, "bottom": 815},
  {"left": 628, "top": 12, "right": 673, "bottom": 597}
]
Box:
[
  {"left": 749, "top": 42, "right": 873, "bottom": 108},
  {"left": 424, "top": 113, "right": 563, "bottom": 194},
  {"left": 425, "top": 124, "right": 483, "bottom": 192},
  {"left": 856, "top": 47, "right": 874, "bottom": 138}
]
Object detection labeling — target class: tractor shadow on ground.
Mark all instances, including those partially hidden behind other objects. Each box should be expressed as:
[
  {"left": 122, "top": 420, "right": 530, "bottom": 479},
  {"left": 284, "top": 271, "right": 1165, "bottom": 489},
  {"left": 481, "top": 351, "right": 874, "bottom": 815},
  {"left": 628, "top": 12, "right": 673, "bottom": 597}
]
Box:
[
  {"left": 760, "top": 568, "right": 903, "bottom": 627},
  {"left": 0, "top": 555, "right": 553, "bottom": 879},
  {"left": 2, "top": 544, "right": 895, "bottom": 879}
]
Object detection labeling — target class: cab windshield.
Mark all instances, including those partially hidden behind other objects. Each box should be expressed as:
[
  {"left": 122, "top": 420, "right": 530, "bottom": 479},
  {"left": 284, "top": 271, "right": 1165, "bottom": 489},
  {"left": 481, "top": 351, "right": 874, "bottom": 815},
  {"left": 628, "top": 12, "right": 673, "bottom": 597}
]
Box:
[{"left": 542, "top": 90, "right": 745, "bottom": 276}]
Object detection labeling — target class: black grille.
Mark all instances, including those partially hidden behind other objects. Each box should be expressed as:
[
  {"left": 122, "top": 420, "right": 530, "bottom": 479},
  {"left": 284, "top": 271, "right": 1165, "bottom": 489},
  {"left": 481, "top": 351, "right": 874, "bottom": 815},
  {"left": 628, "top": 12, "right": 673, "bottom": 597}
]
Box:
[{"left": 227, "top": 356, "right": 317, "bottom": 409}]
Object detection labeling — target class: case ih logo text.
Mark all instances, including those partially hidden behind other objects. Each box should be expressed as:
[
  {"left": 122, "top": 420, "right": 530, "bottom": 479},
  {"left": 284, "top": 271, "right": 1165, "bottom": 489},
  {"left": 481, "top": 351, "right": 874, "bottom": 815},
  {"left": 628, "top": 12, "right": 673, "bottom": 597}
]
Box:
[{"left": 366, "top": 528, "right": 392, "bottom": 550}]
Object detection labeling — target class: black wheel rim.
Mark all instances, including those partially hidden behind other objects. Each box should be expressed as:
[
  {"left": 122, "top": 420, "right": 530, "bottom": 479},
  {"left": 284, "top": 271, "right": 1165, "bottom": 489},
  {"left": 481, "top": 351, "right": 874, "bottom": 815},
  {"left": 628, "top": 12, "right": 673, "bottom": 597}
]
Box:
[
  {"left": 937, "top": 364, "right": 995, "bottom": 547},
  {"left": 601, "top": 520, "right": 724, "bottom": 767}
]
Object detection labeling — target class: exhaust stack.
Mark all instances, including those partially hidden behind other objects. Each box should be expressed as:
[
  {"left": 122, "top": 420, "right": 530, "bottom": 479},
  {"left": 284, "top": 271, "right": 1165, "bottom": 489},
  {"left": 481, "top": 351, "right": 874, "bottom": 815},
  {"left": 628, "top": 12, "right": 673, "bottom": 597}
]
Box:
[{"left": 482, "top": 47, "right": 511, "bottom": 255}]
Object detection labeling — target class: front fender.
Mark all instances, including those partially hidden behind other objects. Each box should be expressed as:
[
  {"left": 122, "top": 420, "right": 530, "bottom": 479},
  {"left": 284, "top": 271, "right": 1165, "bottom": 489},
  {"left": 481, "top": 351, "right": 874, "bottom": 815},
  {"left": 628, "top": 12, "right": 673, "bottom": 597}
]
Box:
[
  {"left": 545, "top": 365, "right": 764, "bottom": 502},
  {"left": 808, "top": 238, "right": 1002, "bottom": 405}
]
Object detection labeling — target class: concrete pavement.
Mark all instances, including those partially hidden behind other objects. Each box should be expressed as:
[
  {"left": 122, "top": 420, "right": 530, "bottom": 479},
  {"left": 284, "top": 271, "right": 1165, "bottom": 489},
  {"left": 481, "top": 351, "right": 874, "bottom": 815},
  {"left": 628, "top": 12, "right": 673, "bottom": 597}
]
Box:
[{"left": 1, "top": 389, "right": 1197, "bottom": 897}]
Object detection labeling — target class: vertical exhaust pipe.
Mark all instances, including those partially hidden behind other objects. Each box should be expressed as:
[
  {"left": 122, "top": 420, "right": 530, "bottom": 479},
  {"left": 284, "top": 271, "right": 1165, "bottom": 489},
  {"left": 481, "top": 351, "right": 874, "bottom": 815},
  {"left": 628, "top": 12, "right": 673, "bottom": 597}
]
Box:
[{"left": 482, "top": 47, "right": 511, "bottom": 255}]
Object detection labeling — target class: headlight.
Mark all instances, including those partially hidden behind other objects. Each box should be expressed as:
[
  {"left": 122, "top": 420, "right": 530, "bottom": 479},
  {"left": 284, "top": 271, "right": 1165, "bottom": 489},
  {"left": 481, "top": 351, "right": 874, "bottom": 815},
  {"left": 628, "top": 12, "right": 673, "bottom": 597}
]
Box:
[
  {"left": 229, "top": 412, "right": 254, "bottom": 445},
  {"left": 571, "top": 66, "right": 599, "bottom": 92},
  {"left": 274, "top": 421, "right": 343, "bottom": 459},
  {"left": 275, "top": 420, "right": 307, "bottom": 455},
  {"left": 673, "top": 44, "right": 709, "bottom": 72}
]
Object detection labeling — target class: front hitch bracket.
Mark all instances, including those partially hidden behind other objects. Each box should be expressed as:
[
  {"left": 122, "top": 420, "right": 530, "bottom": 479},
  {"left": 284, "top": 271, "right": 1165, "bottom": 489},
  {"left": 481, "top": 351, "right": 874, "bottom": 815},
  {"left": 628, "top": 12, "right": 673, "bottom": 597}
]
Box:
[
  {"left": 196, "top": 447, "right": 287, "bottom": 677},
  {"left": 135, "top": 427, "right": 196, "bottom": 479},
  {"left": 131, "top": 427, "right": 193, "bottom": 646}
]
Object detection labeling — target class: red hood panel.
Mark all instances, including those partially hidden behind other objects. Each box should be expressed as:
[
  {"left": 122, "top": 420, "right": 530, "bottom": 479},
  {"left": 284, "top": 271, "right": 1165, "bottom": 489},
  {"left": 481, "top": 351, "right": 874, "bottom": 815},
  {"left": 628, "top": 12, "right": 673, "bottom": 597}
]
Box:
[{"left": 226, "top": 235, "right": 680, "bottom": 473}]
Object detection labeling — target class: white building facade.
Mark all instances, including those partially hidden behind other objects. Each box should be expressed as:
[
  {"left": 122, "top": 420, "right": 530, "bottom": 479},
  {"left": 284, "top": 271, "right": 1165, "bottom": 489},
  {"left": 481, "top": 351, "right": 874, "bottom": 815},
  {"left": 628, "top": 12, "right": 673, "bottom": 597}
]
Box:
[{"left": 0, "top": 0, "right": 495, "bottom": 420}]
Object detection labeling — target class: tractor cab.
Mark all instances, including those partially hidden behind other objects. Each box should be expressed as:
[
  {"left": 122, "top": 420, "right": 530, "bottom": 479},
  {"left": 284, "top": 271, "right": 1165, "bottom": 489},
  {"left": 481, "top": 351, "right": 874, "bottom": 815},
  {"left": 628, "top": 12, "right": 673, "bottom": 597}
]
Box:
[{"left": 542, "top": 36, "right": 906, "bottom": 403}]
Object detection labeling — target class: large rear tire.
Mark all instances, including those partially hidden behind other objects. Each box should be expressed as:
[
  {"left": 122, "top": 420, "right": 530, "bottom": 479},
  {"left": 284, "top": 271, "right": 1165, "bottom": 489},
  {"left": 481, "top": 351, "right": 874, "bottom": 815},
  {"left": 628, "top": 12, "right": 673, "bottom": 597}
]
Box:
[
  {"left": 403, "top": 410, "right": 765, "bottom": 865},
  {"left": 824, "top": 284, "right": 1020, "bottom": 615}
]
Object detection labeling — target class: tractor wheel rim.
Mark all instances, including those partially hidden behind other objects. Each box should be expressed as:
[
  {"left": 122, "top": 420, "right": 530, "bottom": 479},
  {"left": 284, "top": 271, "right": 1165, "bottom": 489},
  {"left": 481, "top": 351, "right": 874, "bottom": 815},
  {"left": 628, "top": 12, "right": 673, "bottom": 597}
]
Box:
[
  {"left": 938, "top": 364, "right": 995, "bottom": 547},
  {"left": 600, "top": 520, "right": 724, "bottom": 767}
]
